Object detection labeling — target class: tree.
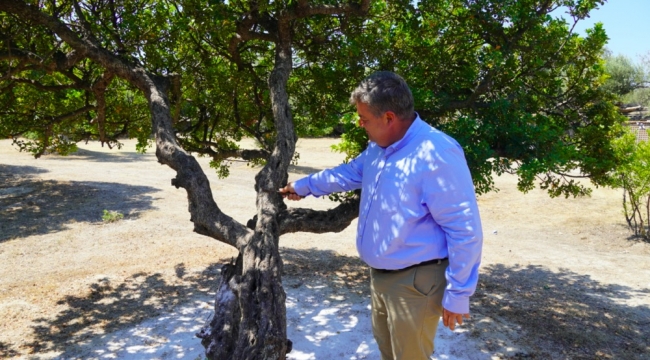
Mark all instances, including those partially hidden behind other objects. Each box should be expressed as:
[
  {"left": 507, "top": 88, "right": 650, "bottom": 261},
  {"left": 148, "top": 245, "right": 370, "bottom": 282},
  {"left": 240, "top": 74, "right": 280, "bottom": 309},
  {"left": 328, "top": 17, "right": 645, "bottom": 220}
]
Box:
[
  {"left": 0, "top": 1, "right": 626, "bottom": 359},
  {"left": 333, "top": 0, "right": 626, "bottom": 198},
  {"left": 602, "top": 53, "right": 647, "bottom": 97},
  {"left": 1, "top": 1, "right": 367, "bottom": 359},
  {"left": 612, "top": 130, "right": 650, "bottom": 240},
  {"left": 601, "top": 52, "right": 650, "bottom": 110}
]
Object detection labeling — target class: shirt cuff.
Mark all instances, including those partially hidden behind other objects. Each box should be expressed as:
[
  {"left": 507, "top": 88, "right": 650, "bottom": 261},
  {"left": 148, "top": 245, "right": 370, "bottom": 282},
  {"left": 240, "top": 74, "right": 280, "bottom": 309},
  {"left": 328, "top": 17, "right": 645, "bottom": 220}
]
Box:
[
  {"left": 292, "top": 178, "right": 312, "bottom": 197},
  {"left": 442, "top": 291, "right": 470, "bottom": 314}
]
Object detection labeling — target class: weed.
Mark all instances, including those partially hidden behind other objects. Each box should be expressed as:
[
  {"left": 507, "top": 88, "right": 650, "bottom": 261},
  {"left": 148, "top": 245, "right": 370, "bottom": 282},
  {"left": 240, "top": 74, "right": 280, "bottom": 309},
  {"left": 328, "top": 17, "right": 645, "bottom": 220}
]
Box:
[{"left": 102, "top": 210, "right": 124, "bottom": 223}]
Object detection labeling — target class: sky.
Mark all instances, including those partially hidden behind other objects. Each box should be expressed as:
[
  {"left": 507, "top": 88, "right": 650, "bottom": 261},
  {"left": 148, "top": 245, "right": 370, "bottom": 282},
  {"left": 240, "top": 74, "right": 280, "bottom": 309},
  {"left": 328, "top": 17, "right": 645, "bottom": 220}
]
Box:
[{"left": 553, "top": 0, "right": 650, "bottom": 61}]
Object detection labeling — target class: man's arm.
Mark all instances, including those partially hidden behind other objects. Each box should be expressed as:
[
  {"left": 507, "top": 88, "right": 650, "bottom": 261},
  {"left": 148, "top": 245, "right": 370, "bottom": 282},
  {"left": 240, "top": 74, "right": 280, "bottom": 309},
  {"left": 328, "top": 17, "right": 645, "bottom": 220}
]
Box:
[
  {"left": 423, "top": 144, "right": 484, "bottom": 326},
  {"left": 280, "top": 151, "right": 366, "bottom": 199},
  {"left": 278, "top": 183, "right": 303, "bottom": 200},
  {"left": 443, "top": 309, "right": 470, "bottom": 331}
]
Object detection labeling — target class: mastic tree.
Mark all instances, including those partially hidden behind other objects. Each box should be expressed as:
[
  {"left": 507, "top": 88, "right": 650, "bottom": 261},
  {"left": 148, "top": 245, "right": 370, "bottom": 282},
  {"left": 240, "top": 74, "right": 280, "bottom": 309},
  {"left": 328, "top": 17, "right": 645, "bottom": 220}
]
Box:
[
  {"left": 334, "top": 0, "right": 626, "bottom": 198},
  {"left": 0, "top": 1, "right": 626, "bottom": 359},
  {"left": 0, "top": 1, "right": 368, "bottom": 359}
]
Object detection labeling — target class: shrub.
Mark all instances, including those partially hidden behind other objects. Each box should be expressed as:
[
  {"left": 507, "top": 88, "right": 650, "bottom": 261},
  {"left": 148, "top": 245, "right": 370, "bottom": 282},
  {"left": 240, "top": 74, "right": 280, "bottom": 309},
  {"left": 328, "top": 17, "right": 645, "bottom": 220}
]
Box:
[
  {"left": 102, "top": 210, "right": 124, "bottom": 223},
  {"left": 612, "top": 131, "right": 650, "bottom": 240}
]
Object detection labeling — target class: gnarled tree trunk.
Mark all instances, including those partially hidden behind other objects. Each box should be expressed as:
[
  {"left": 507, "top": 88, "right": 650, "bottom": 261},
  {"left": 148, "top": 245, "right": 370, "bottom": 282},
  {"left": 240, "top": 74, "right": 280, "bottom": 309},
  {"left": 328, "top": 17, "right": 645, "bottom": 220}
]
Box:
[{"left": 0, "top": 1, "right": 368, "bottom": 359}]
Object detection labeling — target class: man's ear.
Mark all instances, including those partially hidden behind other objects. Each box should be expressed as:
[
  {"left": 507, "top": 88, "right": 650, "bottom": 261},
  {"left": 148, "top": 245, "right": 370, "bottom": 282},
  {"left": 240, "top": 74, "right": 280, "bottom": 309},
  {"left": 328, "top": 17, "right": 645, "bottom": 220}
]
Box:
[{"left": 384, "top": 111, "right": 397, "bottom": 125}]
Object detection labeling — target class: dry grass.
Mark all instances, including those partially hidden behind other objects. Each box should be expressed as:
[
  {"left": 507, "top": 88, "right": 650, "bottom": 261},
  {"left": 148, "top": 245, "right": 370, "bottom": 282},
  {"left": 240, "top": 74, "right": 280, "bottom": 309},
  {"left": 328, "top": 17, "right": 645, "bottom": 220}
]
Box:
[{"left": 1, "top": 138, "right": 649, "bottom": 359}]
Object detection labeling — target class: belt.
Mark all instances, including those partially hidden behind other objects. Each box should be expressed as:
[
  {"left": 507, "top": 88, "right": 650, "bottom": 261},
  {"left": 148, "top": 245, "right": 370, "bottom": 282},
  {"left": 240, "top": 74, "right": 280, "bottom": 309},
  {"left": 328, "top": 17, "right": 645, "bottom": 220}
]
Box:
[{"left": 372, "top": 258, "right": 448, "bottom": 273}]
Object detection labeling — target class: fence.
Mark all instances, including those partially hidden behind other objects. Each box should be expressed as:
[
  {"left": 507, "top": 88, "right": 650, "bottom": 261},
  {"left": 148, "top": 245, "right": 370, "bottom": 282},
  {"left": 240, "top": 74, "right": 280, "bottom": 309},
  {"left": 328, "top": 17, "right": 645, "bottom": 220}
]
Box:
[{"left": 624, "top": 121, "right": 650, "bottom": 143}]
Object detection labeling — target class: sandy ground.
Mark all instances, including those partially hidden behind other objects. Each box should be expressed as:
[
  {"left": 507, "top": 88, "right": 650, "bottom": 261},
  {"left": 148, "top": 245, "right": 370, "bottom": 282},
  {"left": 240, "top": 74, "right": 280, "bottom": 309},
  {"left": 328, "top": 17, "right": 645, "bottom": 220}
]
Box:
[{"left": 1, "top": 137, "right": 649, "bottom": 359}]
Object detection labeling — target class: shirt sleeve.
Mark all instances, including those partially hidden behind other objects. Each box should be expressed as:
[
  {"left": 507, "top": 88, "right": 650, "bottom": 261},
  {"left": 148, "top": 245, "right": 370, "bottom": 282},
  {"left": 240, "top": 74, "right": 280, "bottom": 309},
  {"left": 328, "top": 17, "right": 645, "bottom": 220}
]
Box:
[
  {"left": 423, "top": 144, "right": 483, "bottom": 314},
  {"left": 292, "top": 151, "right": 365, "bottom": 197}
]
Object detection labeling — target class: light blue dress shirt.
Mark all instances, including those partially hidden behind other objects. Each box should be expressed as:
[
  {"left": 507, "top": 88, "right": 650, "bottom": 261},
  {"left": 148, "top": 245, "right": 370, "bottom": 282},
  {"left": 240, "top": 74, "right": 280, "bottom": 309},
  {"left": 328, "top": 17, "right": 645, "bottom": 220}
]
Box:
[{"left": 293, "top": 116, "right": 483, "bottom": 313}]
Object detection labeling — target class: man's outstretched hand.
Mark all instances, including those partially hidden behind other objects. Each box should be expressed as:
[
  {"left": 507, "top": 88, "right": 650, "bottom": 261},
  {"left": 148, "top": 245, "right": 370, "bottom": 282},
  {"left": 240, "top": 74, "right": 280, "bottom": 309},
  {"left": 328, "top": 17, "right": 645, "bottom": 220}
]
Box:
[
  {"left": 278, "top": 183, "right": 303, "bottom": 201},
  {"left": 443, "top": 308, "right": 470, "bottom": 331}
]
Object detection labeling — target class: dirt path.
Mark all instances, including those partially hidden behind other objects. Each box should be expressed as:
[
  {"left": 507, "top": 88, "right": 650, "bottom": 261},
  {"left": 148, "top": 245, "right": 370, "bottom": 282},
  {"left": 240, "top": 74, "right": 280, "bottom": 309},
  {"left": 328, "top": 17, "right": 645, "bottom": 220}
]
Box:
[{"left": 0, "top": 138, "right": 649, "bottom": 359}]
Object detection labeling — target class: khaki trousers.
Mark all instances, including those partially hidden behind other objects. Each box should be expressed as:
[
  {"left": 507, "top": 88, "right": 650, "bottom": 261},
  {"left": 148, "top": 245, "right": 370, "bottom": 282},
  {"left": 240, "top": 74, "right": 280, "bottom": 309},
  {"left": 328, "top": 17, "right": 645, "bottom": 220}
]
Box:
[{"left": 370, "top": 259, "right": 448, "bottom": 360}]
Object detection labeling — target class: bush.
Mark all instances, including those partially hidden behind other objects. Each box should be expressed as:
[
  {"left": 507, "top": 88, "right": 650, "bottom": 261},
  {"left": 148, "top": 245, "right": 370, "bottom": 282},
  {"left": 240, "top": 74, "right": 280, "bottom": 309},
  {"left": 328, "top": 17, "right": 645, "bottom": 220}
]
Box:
[
  {"left": 612, "top": 131, "right": 650, "bottom": 240},
  {"left": 102, "top": 210, "right": 124, "bottom": 223}
]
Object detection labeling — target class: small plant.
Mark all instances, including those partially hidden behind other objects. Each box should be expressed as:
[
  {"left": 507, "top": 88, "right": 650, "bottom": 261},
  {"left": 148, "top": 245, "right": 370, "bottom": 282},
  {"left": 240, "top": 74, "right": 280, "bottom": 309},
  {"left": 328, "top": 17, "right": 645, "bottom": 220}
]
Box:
[
  {"left": 102, "top": 210, "right": 124, "bottom": 223},
  {"left": 612, "top": 130, "right": 650, "bottom": 240}
]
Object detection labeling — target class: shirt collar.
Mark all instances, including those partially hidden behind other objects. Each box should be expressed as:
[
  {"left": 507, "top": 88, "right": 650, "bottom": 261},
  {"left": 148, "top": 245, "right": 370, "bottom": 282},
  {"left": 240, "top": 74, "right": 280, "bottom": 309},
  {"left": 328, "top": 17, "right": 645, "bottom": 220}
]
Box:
[{"left": 384, "top": 113, "right": 424, "bottom": 154}]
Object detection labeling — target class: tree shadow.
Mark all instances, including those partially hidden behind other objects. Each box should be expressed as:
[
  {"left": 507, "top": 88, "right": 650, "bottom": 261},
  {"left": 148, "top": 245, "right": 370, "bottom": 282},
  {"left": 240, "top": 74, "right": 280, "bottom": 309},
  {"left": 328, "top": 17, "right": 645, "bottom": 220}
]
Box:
[
  {"left": 22, "top": 262, "right": 225, "bottom": 357},
  {"left": 17, "top": 249, "right": 371, "bottom": 359},
  {"left": 472, "top": 263, "right": 650, "bottom": 359},
  {"left": 14, "top": 249, "right": 650, "bottom": 359},
  {"left": 0, "top": 341, "right": 19, "bottom": 358},
  {"left": 61, "top": 148, "right": 156, "bottom": 163},
  {"left": 0, "top": 164, "right": 49, "bottom": 177},
  {"left": 0, "top": 164, "right": 160, "bottom": 243},
  {"left": 281, "top": 248, "right": 377, "bottom": 359}
]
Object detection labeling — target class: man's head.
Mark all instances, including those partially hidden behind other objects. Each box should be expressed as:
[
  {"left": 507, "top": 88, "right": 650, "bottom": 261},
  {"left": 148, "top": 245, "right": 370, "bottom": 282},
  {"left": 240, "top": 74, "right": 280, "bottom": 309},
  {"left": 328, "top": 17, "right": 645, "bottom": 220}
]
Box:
[{"left": 350, "top": 71, "right": 416, "bottom": 147}]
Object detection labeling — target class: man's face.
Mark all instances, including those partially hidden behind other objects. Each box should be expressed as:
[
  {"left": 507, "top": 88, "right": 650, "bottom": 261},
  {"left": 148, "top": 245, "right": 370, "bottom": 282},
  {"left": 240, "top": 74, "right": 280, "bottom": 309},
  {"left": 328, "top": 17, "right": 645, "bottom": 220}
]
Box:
[{"left": 356, "top": 102, "right": 391, "bottom": 147}]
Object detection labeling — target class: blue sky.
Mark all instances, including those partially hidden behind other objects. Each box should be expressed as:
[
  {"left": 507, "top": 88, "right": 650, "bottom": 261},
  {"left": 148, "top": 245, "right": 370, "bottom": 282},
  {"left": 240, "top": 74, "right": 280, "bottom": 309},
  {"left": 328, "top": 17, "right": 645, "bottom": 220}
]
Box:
[{"left": 553, "top": 0, "right": 650, "bottom": 61}]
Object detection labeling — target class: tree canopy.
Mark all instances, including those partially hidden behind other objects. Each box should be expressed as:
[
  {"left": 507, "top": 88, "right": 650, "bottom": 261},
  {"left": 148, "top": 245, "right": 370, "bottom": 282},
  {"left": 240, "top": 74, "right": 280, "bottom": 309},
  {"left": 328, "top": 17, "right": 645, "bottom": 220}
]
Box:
[
  {"left": 1, "top": 0, "right": 625, "bottom": 197},
  {"left": 0, "top": 0, "right": 625, "bottom": 359},
  {"left": 602, "top": 53, "right": 647, "bottom": 97}
]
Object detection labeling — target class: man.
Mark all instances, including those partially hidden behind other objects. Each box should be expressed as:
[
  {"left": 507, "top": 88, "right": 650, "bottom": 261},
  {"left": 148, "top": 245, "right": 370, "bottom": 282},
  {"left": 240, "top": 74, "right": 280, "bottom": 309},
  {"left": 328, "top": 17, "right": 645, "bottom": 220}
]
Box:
[{"left": 279, "top": 71, "right": 483, "bottom": 360}]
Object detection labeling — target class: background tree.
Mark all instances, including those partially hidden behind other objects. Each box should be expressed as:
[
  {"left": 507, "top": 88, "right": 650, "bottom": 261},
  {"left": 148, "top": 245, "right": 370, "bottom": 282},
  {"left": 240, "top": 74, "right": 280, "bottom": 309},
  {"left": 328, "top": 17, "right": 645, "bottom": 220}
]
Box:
[
  {"left": 612, "top": 131, "right": 650, "bottom": 240},
  {"left": 0, "top": 0, "right": 626, "bottom": 359},
  {"left": 601, "top": 52, "right": 650, "bottom": 110},
  {"left": 602, "top": 53, "right": 647, "bottom": 97}
]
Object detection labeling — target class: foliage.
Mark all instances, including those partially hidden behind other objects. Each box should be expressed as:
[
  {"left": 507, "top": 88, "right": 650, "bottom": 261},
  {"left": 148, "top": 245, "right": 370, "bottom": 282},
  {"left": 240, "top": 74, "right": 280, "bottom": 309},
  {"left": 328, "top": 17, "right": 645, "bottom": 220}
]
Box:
[
  {"left": 0, "top": 5, "right": 153, "bottom": 158},
  {"left": 612, "top": 130, "right": 650, "bottom": 240},
  {"left": 102, "top": 209, "right": 124, "bottom": 223},
  {"left": 1, "top": 0, "right": 628, "bottom": 199},
  {"left": 333, "top": 0, "right": 625, "bottom": 197},
  {"left": 331, "top": 112, "right": 367, "bottom": 162},
  {"left": 1, "top": 1, "right": 637, "bottom": 358},
  {"left": 621, "top": 88, "right": 650, "bottom": 108},
  {"left": 602, "top": 54, "right": 646, "bottom": 96}
]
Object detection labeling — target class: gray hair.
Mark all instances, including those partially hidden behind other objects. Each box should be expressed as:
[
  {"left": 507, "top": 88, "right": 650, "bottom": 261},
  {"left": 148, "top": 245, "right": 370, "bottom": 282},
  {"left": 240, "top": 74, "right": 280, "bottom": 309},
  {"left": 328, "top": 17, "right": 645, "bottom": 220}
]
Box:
[{"left": 349, "top": 71, "right": 414, "bottom": 120}]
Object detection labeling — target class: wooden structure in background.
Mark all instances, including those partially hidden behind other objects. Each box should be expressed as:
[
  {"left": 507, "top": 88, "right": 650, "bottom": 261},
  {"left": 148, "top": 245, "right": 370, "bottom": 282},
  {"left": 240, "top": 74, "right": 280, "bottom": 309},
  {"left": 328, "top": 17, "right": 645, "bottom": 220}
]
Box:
[{"left": 620, "top": 106, "right": 649, "bottom": 143}]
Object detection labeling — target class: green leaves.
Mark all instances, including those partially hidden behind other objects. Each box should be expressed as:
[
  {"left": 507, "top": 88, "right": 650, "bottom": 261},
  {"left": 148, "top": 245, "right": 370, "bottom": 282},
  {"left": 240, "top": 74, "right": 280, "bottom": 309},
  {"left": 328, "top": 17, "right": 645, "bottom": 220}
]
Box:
[
  {"left": 611, "top": 129, "right": 650, "bottom": 239},
  {"left": 333, "top": 0, "right": 624, "bottom": 198},
  {"left": 1, "top": 0, "right": 628, "bottom": 199},
  {"left": 602, "top": 54, "right": 646, "bottom": 96}
]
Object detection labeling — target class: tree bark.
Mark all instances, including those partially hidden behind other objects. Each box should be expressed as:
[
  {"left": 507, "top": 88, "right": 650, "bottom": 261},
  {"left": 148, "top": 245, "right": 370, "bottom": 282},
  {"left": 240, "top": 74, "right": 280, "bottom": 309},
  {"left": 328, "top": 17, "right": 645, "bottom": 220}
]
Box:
[
  {"left": 0, "top": 2, "right": 369, "bottom": 359},
  {"left": 197, "top": 15, "right": 296, "bottom": 359}
]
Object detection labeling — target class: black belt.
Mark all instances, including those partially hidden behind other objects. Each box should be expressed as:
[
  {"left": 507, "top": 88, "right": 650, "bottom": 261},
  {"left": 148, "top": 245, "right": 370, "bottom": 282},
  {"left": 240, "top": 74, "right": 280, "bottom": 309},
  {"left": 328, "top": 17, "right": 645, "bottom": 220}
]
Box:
[{"left": 372, "top": 258, "right": 448, "bottom": 273}]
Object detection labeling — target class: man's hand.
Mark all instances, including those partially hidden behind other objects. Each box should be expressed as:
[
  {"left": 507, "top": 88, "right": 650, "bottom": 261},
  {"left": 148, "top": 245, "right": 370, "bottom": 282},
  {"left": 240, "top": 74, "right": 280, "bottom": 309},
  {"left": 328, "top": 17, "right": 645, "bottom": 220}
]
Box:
[
  {"left": 443, "top": 308, "right": 470, "bottom": 331},
  {"left": 278, "top": 183, "right": 303, "bottom": 201}
]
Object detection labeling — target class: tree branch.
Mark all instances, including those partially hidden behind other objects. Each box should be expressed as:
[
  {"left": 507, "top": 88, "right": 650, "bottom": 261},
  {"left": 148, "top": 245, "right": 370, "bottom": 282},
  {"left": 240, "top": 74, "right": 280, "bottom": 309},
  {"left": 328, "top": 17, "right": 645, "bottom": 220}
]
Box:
[
  {"left": 9, "top": 77, "right": 78, "bottom": 91},
  {"left": 278, "top": 196, "right": 360, "bottom": 235},
  {"left": 48, "top": 104, "right": 97, "bottom": 124},
  {"left": 0, "top": 0, "right": 254, "bottom": 248},
  {"left": 183, "top": 141, "right": 271, "bottom": 162},
  {"left": 90, "top": 71, "right": 115, "bottom": 144},
  {"left": 291, "top": 0, "right": 371, "bottom": 19}
]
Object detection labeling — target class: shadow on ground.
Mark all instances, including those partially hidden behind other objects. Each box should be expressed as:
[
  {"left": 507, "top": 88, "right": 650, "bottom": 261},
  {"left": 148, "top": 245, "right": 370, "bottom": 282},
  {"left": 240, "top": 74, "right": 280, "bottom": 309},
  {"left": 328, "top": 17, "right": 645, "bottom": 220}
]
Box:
[
  {"left": 20, "top": 263, "right": 224, "bottom": 358},
  {"left": 63, "top": 148, "right": 156, "bottom": 163},
  {"left": 16, "top": 249, "right": 369, "bottom": 358},
  {"left": 472, "top": 263, "right": 650, "bottom": 359},
  {"left": 9, "top": 249, "right": 650, "bottom": 359},
  {"left": 0, "top": 164, "right": 160, "bottom": 242}
]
